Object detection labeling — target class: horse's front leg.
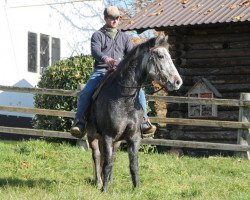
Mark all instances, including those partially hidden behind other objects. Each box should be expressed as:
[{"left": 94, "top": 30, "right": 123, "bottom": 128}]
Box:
[
  {"left": 88, "top": 136, "right": 103, "bottom": 189},
  {"left": 108, "top": 141, "right": 121, "bottom": 182},
  {"left": 102, "top": 135, "right": 114, "bottom": 192},
  {"left": 127, "top": 135, "right": 141, "bottom": 188}
]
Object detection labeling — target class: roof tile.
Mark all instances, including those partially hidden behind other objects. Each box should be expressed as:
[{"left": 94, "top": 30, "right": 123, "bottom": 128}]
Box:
[{"left": 121, "top": 0, "right": 250, "bottom": 31}]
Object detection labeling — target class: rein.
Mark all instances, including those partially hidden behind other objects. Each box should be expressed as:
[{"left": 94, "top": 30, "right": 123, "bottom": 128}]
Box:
[
  {"left": 115, "top": 54, "right": 165, "bottom": 94},
  {"left": 118, "top": 82, "right": 164, "bottom": 94}
]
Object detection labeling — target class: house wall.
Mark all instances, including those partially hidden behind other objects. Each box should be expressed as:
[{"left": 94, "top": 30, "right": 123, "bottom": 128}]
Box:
[
  {"left": 165, "top": 22, "right": 250, "bottom": 144},
  {"left": 0, "top": 0, "right": 104, "bottom": 117}
]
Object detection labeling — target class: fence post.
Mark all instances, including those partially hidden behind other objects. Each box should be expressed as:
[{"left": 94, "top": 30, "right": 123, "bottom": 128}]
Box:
[
  {"left": 76, "top": 84, "right": 89, "bottom": 151},
  {"left": 237, "top": 93, "right": 250, "bottom": 160}
]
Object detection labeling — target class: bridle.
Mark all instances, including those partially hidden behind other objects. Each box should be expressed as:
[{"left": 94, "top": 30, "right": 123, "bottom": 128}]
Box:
[{"left": 116, "top": 46, "right": 167, "bottom": 94}]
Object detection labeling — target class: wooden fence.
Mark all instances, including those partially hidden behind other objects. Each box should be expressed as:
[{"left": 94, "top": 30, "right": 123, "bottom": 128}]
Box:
[{"left": 0, "top": 85, "right": 250, "bottom": 159}]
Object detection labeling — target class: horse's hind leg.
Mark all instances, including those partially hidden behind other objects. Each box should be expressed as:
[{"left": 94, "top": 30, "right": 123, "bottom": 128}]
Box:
[
  {"left": 88, "top": 136, "right": 103, "bottom": 188},
  {"left": 127, "top": 137, "right": 141, "bottom": 188}
]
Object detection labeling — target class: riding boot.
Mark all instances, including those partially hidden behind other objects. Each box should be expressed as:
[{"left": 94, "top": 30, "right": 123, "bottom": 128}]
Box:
[
  {"left": 70, "top": 118, "right": 87, "bottom": 139},
  {"left": 140, "top": 118, "right": 157, "bottom": 137}
]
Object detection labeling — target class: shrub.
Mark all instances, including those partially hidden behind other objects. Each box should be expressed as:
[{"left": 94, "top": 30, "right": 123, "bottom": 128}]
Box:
[{"left": 33, "top": 55, "right": 94, "bottom": 132}]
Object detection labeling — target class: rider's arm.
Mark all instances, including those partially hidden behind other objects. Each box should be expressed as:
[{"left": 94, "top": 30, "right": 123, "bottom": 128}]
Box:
[
  {"left": 124, "top": 34, "right": 133, "bottom": 55},
  {"left": 91, "top": 32, "right": 107, "bottom": 62}
]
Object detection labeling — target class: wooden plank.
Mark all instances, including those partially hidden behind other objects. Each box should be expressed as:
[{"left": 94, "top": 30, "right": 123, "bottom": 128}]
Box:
[
  {"left": 180, "top": 66, "right": 250, "bottom": 75},
  {"left": 184, "top": 75, "right": 250, "bottom": 85},
  {"left": 184, "top": 41, "right": 250, "bottom": 50},
  {"left": 185, "top": 57, "right": 250, "bottom": 67},
  {"left": 147, "top": 95, "right": 250, "bottom": 107},
  {"left": 169, "top": 130, "right": 237, "bottom": 140},
  {"left": 149, "top": 117, "right": 250, "bottom": 129},
  {"left": 0, "top": 105, "right": 75, "bottom": 118},
  {"left": 0, "top": 126, "right": 78, "bottom": 139},
  {"left": 237, "top": 93, "right": 250, "bottom": 159},
  {"left": 1, "top": 98, "right": 247, "bottom": 116},
  {"left": 1, "top": 85, "right": 249, "bottom": 107},
  {"left": 141, "top": 138, "right": 250, "bottom": 152},
  {"left": 2, "top": 126, "right": 248, "bottom": 152},
  {"left": 183, "top": 33, "right": 250, "bottom": 44},
  {"left": 0, "top": 85, "right": 78, "bottom": 97},
  {"left": 181, "top": 84, "right": 250, "bottom": 93},
  {"left": 182, "top": 24, "right": 250, "bottom": 35},
  {"left": 185, "top": 49, "right": 250, "bottom": 59}
]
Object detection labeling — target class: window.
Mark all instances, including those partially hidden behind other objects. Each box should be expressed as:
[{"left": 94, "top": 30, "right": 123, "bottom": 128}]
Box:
[
  {"left": 40, "top": 34, "right": 50, "bottom": 72},
  {"left": 28, "top": 32, "right": 37, "bottom": 72},
  {"left": 51, "top": 37, "right": 60, "bottom": 65},
  {"left": 27, "top": 32, "right": 61, "bottom": 73}
]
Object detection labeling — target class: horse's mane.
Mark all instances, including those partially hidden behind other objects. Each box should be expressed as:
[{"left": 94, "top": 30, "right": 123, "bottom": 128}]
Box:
[
  {"left": 107, "top": 36, "right": 167, "bottom": 83},
  {"left": 117, "top": 37, "right": 157, "bottom": 74}
]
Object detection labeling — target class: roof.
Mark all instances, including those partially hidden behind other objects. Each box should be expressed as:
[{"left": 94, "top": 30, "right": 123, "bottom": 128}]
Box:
[
  {"left": 120, "top": 0, "right": 250, "bottom": 31},
  {"left": 187, "top": 78, "right": 222, "bottom": 98}
]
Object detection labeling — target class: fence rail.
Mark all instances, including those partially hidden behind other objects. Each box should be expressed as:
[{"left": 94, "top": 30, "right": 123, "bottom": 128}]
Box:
[
  {"left": 0, "top": 126, "right": 75, "bottom": 139},
  {"left": 147, "top": 95, "right": 250, "bottom": 107},
  {"left": 0, "top": 85, "right": 77, "bottom": 96},
  {"left": 1, "top": 105, "right": 250, "bottom": 129},
  {"left": 0, "top": 85, "right": 250, "bottom": 157},
  {"left": 1, "top": 125, "right": 249, "bottom": 152},
  {"left": 2, "top": 85, "right": 250, "bottom": 106},
  {"left": 0, "top": 106, "right": 250, "bottom": 129}
]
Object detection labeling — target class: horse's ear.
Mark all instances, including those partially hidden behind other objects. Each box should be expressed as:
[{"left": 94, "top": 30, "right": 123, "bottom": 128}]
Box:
[{"left": 155, "top": 33, "right": 169, "bottom": 48}]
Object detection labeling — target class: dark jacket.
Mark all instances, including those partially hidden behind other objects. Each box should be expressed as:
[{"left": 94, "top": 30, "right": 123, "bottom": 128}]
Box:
[{"left": 91, "top": 26, "right": 133, "bottom": 70}]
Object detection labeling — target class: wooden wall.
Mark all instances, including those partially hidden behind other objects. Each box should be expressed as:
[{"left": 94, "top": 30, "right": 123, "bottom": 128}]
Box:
[{"left": 163, "top": 22, "right": 250, "bottom": 144}]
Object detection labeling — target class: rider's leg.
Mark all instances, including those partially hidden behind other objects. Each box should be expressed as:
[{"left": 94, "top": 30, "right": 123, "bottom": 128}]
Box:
[
  {"left": 139, "top": 89, "right": 156, "bottom": 136},
  {"left": 138, "top": 89, "right": 148, "bottom": 119},
  {"left": 71, "top": 70, "right": 106, "bottom": 138}
]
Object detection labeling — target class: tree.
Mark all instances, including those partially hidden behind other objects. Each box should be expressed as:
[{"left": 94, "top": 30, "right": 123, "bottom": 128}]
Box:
[{"left": 33, "top": 55, "right": 94, "bottom": 132}]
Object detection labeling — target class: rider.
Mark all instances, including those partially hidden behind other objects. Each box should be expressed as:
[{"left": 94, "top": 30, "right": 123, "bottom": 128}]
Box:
[{"left": 70, "top": 6, "right": 156, "bottom": 138}]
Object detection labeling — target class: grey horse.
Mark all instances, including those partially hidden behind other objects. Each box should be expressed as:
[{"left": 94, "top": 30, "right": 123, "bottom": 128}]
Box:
[{"left": 86, "top": 35, "right": 183, "bottom": 192}]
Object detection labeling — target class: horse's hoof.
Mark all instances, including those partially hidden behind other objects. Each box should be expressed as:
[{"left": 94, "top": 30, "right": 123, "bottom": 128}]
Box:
[
  {"left": 101, "top": 187, "right": 108, "bottom": 193},
  {"left": 97, "top": 182, "right": 103, "bottom": 190}
]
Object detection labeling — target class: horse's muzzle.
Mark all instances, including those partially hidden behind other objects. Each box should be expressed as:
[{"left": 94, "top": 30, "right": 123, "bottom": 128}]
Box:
[
  {"left": 166, "top": 77, "right": 183, "bottom": 91},
  {"left": 174, "top": 78, "right": 183, "bottom": 90}
]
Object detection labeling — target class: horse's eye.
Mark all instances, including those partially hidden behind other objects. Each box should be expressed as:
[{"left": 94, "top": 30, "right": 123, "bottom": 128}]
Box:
[{"left": 157, "top": 54, "right": 164, "bottom": 59}]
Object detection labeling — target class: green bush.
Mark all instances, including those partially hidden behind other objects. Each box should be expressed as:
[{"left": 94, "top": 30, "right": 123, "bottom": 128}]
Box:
[{"left": 33, "top": 55, "right": 94, "bottom": 132}]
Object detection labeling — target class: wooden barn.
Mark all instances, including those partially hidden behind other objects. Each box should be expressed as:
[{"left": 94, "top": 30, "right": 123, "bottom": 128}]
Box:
[{"left": 121, "top": 0, "right": 250, "bottom": 151}]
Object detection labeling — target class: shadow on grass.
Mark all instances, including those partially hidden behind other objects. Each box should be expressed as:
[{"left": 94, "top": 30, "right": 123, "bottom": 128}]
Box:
[
  {"left": 0, "top": 178, "right": 58, "bottom": 188},
  {"left": 85, "top": 177, "right": 96, "bottom": 186}
]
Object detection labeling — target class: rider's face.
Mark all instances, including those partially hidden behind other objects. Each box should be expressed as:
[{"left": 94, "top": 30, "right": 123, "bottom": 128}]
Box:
[{"left": 105, "top": 16, "right": 120, "bottom": 28}]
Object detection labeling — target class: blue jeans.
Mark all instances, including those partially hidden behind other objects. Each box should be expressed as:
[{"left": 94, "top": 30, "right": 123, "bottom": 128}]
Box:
[
  {"left": 75, "top": 70, "right": 148, "bottom": 120},
  {"left": 139, "top": 89, "right": 148, "bottom": 119}
]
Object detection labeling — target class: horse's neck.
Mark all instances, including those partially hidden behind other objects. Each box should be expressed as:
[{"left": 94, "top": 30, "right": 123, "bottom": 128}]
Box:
[{"left": 116, "top": 59, "right": 145, "bottom": 88}]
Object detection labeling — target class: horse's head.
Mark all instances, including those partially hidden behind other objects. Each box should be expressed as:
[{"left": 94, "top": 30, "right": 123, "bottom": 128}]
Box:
[{"left": 145, "top": 35, "right": 183, "bottom": 91}]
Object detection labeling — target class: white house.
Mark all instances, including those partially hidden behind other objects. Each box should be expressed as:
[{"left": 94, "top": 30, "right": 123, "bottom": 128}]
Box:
[{"left": 0, "top": 0, "right": 104, "bottom": 120}]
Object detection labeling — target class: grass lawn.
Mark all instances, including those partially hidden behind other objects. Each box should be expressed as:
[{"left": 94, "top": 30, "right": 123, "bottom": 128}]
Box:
[{"left": 0, "top": 139, "right": 249, "bottom": 200}]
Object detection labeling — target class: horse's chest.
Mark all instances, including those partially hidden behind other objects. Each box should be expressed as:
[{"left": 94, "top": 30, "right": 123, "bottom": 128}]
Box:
[{"left": 94, "top": 96, "right": 143, "bottom": 138}]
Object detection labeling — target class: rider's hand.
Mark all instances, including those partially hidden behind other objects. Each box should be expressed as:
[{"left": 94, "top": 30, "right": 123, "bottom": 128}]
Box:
[{"left": 104, "top": 57, "right": 116, "bottom": 69}]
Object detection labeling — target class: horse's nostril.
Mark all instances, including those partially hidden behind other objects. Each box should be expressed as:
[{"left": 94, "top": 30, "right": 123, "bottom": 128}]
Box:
[{"left": 176, "top": 80, "right": 180, "bottom": 86}]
